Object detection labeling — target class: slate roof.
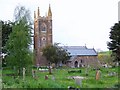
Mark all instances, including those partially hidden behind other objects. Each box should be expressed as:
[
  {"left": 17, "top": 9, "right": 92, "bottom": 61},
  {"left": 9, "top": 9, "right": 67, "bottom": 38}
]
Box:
[
  {"left": 63, "top": 46, "right": 87, "bottom": 49},
  {"left": 62, "top": 46, "right": 97, "bottom": 56}
]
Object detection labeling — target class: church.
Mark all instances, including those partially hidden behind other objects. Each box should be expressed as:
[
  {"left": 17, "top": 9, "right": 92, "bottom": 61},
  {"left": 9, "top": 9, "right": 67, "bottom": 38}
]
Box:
[
  {"left": 62, "top": 46, "right": 99, "bottom": 68},
  {"left": 34, "top": 5, "right": 100, "bottom": 67},
  {"left": 34, "top": 5, "right": 52, "bottom": 66}
]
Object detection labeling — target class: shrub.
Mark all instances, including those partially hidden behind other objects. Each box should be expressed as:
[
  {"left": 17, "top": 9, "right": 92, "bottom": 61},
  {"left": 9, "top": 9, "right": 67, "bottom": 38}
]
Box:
[{"left": 68, "top": 70, "right": 81, "bottom": 73}]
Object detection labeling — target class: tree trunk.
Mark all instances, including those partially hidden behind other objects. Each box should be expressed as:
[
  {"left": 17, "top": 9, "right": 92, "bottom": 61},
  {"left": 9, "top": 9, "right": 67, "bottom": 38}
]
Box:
[{"left": 18, "top": 67, "right": 22, "bottom": 76}]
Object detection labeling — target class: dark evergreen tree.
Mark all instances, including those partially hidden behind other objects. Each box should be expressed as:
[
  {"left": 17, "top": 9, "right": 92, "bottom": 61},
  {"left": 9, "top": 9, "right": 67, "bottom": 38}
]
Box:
[
  {"left": 1, "top": 21, "right": 14, "bottom": 67},
  {"left": 107, "top": 21, "right": 120, "bottom": 64},
  {"left": 2, "top": 21, "right": 14, "bottom": 53}
]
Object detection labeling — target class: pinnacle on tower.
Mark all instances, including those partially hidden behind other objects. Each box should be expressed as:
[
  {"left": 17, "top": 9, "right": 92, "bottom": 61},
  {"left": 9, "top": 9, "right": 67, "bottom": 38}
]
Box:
[
  {"left": 48, "top": 4, "right": 52, "bottom": 16},
  {"left": 37, "top": 7, "right": 40, "bottom": 17},
  {"left": 34, "top": 11, "right": 36, "bottom": 19}
]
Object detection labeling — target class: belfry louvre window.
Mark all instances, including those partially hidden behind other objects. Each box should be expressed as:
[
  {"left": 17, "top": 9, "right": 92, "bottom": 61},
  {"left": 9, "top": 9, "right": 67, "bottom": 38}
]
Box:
[{"left": 42, "top": 27, "right": 46, "bottom": 31}]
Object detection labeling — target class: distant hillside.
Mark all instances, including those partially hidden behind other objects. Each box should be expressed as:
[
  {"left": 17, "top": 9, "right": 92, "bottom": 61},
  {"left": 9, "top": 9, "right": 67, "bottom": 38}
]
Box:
[{"left": 98, "top": 51, "right": 112, "bottom": 55}]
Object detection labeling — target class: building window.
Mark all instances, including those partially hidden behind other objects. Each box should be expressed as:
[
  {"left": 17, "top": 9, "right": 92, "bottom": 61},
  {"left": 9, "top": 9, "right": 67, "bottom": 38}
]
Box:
[
  {"left": 42, "top": 27, "right": 46, "bottom": 31},
  {"left": 81, "top": 59, "right": 83, "bottom": 63},
  {"left": 74, "top": 61, "right": 78, "bottom": 68},
  {"left": 41, "top": 23, "right": 47, "bottom": 32}
]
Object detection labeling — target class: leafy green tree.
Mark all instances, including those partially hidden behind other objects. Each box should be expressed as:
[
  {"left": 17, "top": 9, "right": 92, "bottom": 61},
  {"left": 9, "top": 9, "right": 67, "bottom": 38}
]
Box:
[
  {"left": 107, "top": 21, "right": 120, "bottom": 65},
  {"left": 42, "top": 43, "right": 71, "bottom": 74},
  {"left": 55, "top": 45, "right": 71, "bottom": 66},
  {"left": 98, "top": 51, "right": 114, "bottom": 65},
  {"left": 5, "top": 5, "right": 33, "bottom": 75}
]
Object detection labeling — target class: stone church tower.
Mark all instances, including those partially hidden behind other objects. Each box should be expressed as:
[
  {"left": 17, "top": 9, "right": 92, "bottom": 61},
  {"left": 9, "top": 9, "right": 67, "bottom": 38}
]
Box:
[{"left": 34, "top": 5, "right": 52, "bottom": 66}]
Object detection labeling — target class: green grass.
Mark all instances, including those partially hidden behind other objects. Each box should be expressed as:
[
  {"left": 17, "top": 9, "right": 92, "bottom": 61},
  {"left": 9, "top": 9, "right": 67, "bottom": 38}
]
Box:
[
  {"left": 98, "top": 50, "right": 112, "bottom": 55},
  {"left": 2, "top": 66, "right": 119, "bottom": 88}
]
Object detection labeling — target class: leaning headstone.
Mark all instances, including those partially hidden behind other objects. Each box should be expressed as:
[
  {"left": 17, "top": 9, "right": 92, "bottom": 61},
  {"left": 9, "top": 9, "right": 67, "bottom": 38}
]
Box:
[
  {"left": 23, "top": 68, "right": 26, "bottom": 80},
  {"left": 95, "top": 70, "right": 100, "bottom": 80}
]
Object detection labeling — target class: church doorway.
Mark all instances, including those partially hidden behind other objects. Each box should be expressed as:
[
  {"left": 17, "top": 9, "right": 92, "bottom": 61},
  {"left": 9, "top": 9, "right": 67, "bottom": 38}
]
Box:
[{"left": 74, "top": 61, "right": 78, "bottom": 68}]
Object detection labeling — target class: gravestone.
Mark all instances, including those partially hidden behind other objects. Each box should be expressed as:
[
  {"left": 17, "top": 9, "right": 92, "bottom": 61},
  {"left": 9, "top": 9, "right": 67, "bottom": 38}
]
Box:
[
  {"left": 23, "top": 68, "right": 26, "bottom": 80},
  {"left": 45, "top": 75, "right": 48, "bottom": 80},
  {"left": 75, "top": 78, "right": 81, "bottom": 86},
  {"left": 52, "top": 75, "right": 55, "bottom": 81},
  {"left": 108, "top": 72, "right": 116, "bottom": 76},
  {"left": 37, "top": 64, "right": 40, "bottom": 70},
  {"left": 32, "top": 69, "right": 36, "bottom": 78},
  {"left": 95, "top": 70, "right": 100, "bottom": 80},
  {"left": 73, "top": 76, "right": 84, "bottom": 87}
]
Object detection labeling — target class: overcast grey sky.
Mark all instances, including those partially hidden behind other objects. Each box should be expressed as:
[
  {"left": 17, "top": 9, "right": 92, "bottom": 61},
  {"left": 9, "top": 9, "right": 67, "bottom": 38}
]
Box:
[{"left": 0, "top": 0, "right": 119, "bottom": 51}]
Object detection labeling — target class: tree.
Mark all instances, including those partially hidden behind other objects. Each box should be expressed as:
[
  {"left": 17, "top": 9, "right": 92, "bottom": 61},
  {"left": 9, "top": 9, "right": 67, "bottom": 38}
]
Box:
[
  {"left": 98, "top": 51, "right": 114, "bottom": 65},
  {"left": 55, "top": 45, "right": 71, "bottom": 66},
  {"left": 1, "top": 21, "right": 14, "bottom": 67},
  {"left": 42, "top": 43, "right": 71, "bottom": 74},
  {"left": 107, "top": 21, "right": 120, "bottom": 65},
  {"left": 5, "top": 5, "right": 33, "bottom": 75},
  {"left": 2, "top": 21, "right": 13, "bottom": 52},
  {"left": 42, "top": 44, "right": 56, "bottom": 74}
]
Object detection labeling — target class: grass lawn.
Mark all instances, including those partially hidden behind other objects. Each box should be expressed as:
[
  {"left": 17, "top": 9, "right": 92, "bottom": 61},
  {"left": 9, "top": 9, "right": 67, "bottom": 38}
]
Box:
[{"left": 2, "top": 66, "right": 119, "bottom": 89}]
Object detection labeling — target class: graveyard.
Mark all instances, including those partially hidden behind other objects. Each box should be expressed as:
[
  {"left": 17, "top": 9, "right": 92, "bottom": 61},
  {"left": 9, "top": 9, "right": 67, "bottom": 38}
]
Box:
[
  {"left": 2, "top": 66, "right": 119, "bottom": 88},
  {"left": 1, "top": 1, "right": 120, "bottom": 89}
]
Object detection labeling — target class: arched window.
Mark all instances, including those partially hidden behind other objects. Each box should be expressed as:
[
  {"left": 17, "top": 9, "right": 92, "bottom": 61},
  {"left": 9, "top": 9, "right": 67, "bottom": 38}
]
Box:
[
  {"left": 42, "top": 27, "right": 46, "bottom": 31},
  {"left": 81, "top": 59, "right": 84, "bottom": 63},
  {"left": 74, "top": 61, "right": 78, "bottom": 68},
  {"left": 41, "top": 23, "right": 47, "bottom": 32}
]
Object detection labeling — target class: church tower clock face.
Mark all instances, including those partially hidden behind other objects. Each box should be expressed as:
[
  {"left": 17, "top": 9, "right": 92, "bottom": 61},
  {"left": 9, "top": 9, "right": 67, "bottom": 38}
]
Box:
[{"left": 41, "top": 37, "right": 46, "bottom": 47}]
